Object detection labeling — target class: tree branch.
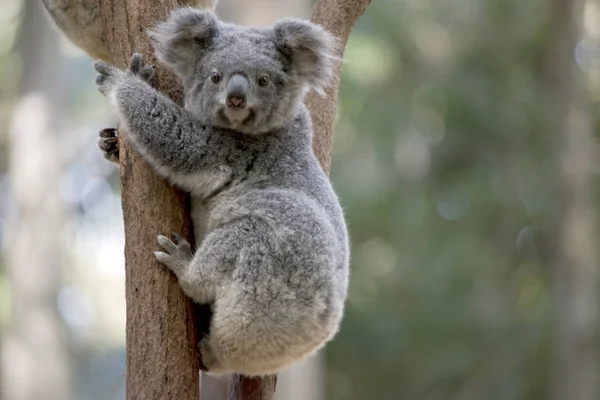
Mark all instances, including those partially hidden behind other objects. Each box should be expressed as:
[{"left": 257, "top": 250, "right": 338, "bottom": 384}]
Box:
[
  {"left": 40, "top": 0, "right": 216, "bottom": 62},
  {"left": 308, "top": 0, "right": 371, "bottom": 174}
]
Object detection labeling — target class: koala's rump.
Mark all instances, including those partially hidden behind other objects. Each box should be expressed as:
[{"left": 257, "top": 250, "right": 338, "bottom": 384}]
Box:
[{"left": 206, "top": 190, "right": 342, "bottom": 373}]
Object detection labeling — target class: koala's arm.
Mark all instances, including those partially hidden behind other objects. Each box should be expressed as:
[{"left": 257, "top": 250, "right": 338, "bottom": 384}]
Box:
[
  {"left": 117, "top": 80, "right": 207, "bottom": 175},
  {"left": 95, "top": 55, "right": 209, "bottom": 178}
]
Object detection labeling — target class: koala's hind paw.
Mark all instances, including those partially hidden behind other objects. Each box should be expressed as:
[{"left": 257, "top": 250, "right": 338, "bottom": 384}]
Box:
[
  {"left": 128, "top": 53, "right": 155, "bottom": 83},
  {"left": 198, "top": 337, "right": 222, "bottom": 373},
  {"left": 98, "top": 128, "right": 119, "bottom": 163},
  {"left": 154, "top": 233, "right": 193, "bottom": 276}
]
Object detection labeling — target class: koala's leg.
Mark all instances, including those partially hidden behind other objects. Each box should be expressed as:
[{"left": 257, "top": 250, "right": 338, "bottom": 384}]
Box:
[
  {"left": 98, "top": 128, "right": 119, "bottom": 163},
  {"left": 157, "top": 218, "right": 300, "bottom": 375},
  {"left": 192, "top": 218, "right": 304, "bottom": 376},
  {"left": 154, "top": 233, "right": 216, "bottom": 303},
  {"left": 178, "top": 220, "right": 262, "bottom": 374}
]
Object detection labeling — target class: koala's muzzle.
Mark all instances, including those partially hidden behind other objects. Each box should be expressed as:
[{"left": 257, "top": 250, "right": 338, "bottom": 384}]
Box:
[{"left": 226, "top": 74, "right": 249, "bottom": 108}]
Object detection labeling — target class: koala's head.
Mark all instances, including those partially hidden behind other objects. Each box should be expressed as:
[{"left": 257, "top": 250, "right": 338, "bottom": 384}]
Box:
[{"left": 149, "top": 8, "right": 337, "bottom": 134}]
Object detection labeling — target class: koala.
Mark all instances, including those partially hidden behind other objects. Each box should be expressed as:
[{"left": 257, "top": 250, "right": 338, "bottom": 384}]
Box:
[{"left": 94, "top": 7, "right": 349, "bottom": 376}]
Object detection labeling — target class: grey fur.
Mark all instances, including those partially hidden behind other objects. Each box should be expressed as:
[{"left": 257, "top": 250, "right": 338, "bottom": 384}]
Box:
[{"left": 94, "top": 8, "right": 348, "bottom": 377}]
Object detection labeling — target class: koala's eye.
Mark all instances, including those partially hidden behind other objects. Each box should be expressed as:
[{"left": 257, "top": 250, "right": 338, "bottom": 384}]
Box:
[
  {"left": 210, "top": 71, "right": 221, "bottom": 83},
  {"left": 258, "top": 76, "right": 269, "bottom": 86}
]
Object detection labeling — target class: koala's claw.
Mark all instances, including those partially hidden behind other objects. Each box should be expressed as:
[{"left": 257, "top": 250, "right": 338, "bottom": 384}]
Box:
[
  {"left": 98, "top": 128, "right": 119, "bottom": 163},
  {"left": 154, "top": 233, "right": 193, "bottom": 275},
  {"left": 129, "top": 53, "right": 155, "bottom": 83}
]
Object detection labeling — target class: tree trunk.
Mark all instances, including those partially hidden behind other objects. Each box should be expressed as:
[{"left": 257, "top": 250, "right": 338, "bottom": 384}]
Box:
[
  {"left": 548, "top": 0, "right": 599, "bottom": 399},
  {"left": 1, "top": 0, "right": 71, "bottom": 399},
  {"left": 96, "top": 1, "right": 213, "bottom": 399},
  {"left": 307, "top": 0, "right": 372, "bottom": 173},
  {"left": 227, "top": 1, "right": 371, "bottom": 399}
]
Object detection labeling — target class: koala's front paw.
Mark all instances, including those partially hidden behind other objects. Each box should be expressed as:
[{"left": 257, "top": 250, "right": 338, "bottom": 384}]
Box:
[
  {"left": 93, "top": 53, "right": 155, "bottom": 100},
  {"left": 154, "top": 233, "right": 193, "bottom": 276},
  {"left": 98, "top": 128, "right": 119, "bottom": 163}
]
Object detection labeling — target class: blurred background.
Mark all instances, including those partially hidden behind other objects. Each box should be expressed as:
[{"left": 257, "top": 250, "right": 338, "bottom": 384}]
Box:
[{"left": 1, "top": 0, "right": 599, "bottom": 399}]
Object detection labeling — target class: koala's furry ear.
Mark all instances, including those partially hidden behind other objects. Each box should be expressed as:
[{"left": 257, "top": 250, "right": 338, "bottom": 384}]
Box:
[
  {"left": 148, "top": 7, "right": 219, "bottom": 78},
  {"left": 273, "top": 19, "right": 338, "bottom": 95}
]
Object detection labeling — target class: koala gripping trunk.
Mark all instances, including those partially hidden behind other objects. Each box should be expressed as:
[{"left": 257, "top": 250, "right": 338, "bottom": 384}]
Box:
[
  {"left": 97, "top": 0, "right": 212, "bottom": 399},
  {"left": 42, "top": 0, "right": 369, "bottom": 398}
]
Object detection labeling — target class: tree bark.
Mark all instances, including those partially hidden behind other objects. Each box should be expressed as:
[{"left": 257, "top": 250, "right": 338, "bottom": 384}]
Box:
[
  {"left": 548, "top": 0, "right": 599, "bottom": 399},
  {"left": 307, "top": 0, "right": 372, "bottom": 173},
  {"left": 1, "top": 0, "right": 71, "bottom": 399},
  {"left": 41, "top": 0, "right": 213, "bottom": 63},
  {"left": 228, "top": 1, "right": 371, "bottom": 399},
  {"left": 41, "top": 0, "right": 110, "bottom": 61},
  {"left": 96, "top": 1, "right": 214, "bottom": 399}
]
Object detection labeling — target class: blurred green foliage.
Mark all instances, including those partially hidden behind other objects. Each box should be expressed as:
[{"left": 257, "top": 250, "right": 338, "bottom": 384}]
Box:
[{"left": 325, "top": 0, "right": 597, "bottom": 398}]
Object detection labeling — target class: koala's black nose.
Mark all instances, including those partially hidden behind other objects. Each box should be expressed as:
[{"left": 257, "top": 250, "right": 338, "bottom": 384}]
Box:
[{"left": 226, "top": 74, "right": 249, "bottom": 108}]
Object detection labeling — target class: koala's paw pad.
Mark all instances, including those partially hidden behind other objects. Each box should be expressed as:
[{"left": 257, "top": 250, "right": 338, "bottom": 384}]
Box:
[
  {"left": 98, "top": 128, "right": 119, "bottom": 163},
  {"left": 154, "top": 233, "right": 193, "bottom": 275},
  {"left": 128, "top": 53, "right": 155, "bottom": 83}
]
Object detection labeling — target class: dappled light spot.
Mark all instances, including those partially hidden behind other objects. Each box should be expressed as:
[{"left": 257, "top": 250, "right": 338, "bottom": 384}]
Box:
[
  {"left": 355, "top": 237, "right": 397, "bottom": 279},
  {"left": 435, "top": 191, "right": 469, "bottom": 221},
  {"left": 516, "top": 225, "right": 533, "bottom": 254},
  {"left": 410, "top": 21, "right": 454, "bottom": 67},
  {"left": 58, "top": 286, "right": 94, "bottom": 329},
  {"left": 412, "top": 108, "right": 446, "bottom": 145},
  {"left": 344, "top": 33, "right": 394, "bottom": 86},
  {"left": 394, "top": 130, "right": 431, "bottom": 181},
  {"left": 575, "top": 37, "right": 600, "bottom": 72}
]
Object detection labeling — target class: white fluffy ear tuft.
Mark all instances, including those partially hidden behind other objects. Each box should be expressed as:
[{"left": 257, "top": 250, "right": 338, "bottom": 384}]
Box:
[
  {"left": 148, "top": 7, "right": 219, "bottom": 78},
  {"left": 273, "top": 19, "right": 339, "bottom": 94}
]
